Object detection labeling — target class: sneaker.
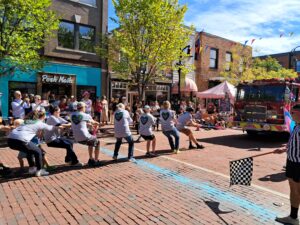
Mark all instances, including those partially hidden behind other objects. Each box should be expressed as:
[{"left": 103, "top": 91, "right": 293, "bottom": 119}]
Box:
[
  {"left": 35, "top": 169, "right": 49, "bottom": 177},
  {"left": 275, "top": 216, "right": 299, "bottom": 225},
  {"left": 28, "top": 167, "right": 37, "bottom": 175},
  {"left": 150, "top": 152, "right": 158, "bottom": 157},
  {"left": 196, "top": 144, "right": 205, "bottom": 149},
  {"left": 174, "top": 149, "right": 180, "bottom": 154},
  {"left": 93, "top": 160, "right": 102, "bottom": 167},
  {"left": 128, "top": 158, "right": 137, "bottom": 163},
  {"left": 145, "top": 152, "right": 151, "bottom": 157},
  {"left": 71, "top": 162, "right": 84, "bottom": 167},
  {"left": 88, "top": 159, "right": 95, "bottom": 167},
  {"left": 112, "top": 155, "right": 118, "bottom": 161},
  {"left": 189, "top": 145, "right": 197, "bottom": 150}
]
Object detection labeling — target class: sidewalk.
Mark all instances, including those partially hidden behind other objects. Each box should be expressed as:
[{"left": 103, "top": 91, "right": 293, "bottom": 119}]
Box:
[{"left": 0, "top": 126, "right": 289, "bottom": 225}]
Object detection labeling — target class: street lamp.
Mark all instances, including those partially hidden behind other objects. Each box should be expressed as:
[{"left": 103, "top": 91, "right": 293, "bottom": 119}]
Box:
[
  {"left": 177, "top": 45, "right": 191, "bottom": 100},
  {"left": 289, "top": 46, "right": 300, "bottom": 71}
]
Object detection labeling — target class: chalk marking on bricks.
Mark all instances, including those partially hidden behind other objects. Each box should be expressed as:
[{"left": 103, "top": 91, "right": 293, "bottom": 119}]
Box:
[
  {"left": 100, "top": 146, "right": 281, "bottom": 222},
  {"left": 101, "top": 138, "right": 289, "bottom": 199}
]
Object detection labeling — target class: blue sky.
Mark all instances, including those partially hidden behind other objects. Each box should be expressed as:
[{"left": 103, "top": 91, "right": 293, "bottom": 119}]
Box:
[{"left": 108, "top": 0, "right": 300, "bottom": 56}]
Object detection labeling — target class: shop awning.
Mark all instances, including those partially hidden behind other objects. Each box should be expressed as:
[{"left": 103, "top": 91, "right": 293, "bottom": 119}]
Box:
[
  {"left": 196, "top": 81, "right": 236, "bottom": 99},
  {"left": 172, "top": 78, "right": 198, "bottom": 93}
]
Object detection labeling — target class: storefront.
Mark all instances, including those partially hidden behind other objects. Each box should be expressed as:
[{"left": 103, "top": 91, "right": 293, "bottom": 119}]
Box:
[
  {"left": 110, "top": 80, "right": 171, "bottom": 106},
  {"left": 0, "top": 62, "right": 101, "bottom": 118}
]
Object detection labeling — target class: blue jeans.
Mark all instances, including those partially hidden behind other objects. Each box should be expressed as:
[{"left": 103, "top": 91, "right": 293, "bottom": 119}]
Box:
[
  {"left": 114, "top": 135, "right": 134, "bottom": 159},
  {"left": 163, "top": 127, "right": 180, "bottom": 150}
]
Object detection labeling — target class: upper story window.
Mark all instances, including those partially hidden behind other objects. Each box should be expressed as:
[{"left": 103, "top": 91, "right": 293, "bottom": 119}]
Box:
[
  {"left": 58, "top": 20, "right": 95, "bottom": 53},
  {"left": 209, "top": 48, "right": 218, "bottom": 69},
  {"left": 69, "top": 0, "right": 96, "bottom": 7},
  {"left": 225, "top": 52, "right": 232, "bottom": 71}
]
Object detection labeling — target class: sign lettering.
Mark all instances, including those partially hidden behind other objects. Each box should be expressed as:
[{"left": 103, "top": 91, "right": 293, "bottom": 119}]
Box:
[{"left": 41, "top": 74, "right": 73, "bottom": 84}]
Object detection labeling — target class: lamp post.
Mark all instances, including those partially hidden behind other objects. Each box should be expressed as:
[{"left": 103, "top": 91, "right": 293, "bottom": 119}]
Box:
[
  {"left": 177, "top": 45, "right": 191, "bottom": 100},
  {"left": 289, "top": 46, "right": 300, "bottom": 70}
]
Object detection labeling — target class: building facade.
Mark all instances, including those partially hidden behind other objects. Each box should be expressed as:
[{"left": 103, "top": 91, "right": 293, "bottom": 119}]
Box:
[
  {"left": 194, "top": 32, "right": 252, "bottom": 92},
  {"left": 0, "top": 0, "right": 108, "bottom": 117}
]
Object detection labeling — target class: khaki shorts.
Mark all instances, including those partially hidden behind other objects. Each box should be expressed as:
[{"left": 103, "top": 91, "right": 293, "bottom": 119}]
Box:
[{"left": 179, "top": 128, "right": 192, "bottom": 136}]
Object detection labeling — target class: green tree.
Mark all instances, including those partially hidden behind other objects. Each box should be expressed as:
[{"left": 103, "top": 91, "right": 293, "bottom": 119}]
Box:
[
  {"left": 221, "top": 46, "right": 297, "bottom": 84},
  {"left": 97, "top": 0, "right": 191, "bottom": 100},
  {"left": 0, "top": 0, "right": 59, "bottom": 76}
]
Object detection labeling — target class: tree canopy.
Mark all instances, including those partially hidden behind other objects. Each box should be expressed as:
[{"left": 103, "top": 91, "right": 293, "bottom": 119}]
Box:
[
  {"left": 97, "top": 0, "right": 192, "bottom": 99},
  {"left": 0, "top": 0, "right": 59, "bottom": 75},
  {"left": 221, "top": 45, "right": 297, "bottom": 85}
]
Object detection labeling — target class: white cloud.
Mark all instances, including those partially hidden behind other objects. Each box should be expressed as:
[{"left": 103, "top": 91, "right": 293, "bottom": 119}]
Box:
[{"left": 184, "top": 0, "right": 300, "bottom": 56}]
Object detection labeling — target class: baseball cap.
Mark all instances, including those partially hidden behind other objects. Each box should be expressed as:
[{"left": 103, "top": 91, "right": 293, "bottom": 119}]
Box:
[
  {"left": 144, "top": 105, "right": 150, "bottom": 110},
  {"left": 77, "top": 102, "right": 86, "bottom": 109}
]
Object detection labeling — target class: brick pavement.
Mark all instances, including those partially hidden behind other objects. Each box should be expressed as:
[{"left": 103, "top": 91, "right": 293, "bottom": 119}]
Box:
[{"left": 0, "top": 127, "right": 291, "bottom": 225}]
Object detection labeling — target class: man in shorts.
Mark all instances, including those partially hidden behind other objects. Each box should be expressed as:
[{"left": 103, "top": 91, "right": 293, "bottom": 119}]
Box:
[
  {"left": 176, "top": 107, "right": 204, "bottom": 150},
  {"left": 71, "top": 102, "right": 101, "bottom": 167},
  {"left": 139, "top": 105, "right": 157, "bottom": 156},
  {"left": 275, "top": 125, "right": 300, "bottom": 225}
]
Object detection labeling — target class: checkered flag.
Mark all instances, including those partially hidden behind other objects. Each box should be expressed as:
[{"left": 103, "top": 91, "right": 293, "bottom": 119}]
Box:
[{"left": 230, "top": 157, "right": 253, "bottom": 186}]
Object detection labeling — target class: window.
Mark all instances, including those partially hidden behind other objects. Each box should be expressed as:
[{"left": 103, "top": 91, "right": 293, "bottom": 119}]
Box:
[
  {"left": 57, "top": 21, "right": 95, "bottom": 53},
  {"left": 58, "top": 21, "right": 75, "bottom": 49},
  {"left": 70, "top": 0, "right": 96, "bottom": 7},
  {"left": 79, "top": 25, "right": 95, "bottom": 52},
  {"left": 209, "top": 48, "right": 218, "bottom": 69},
  {"left": 296, "top": 61, "right": 300, "bottom": 72},
  {"left": 225, "top": 52, "right": 232, "bottom": 71}
]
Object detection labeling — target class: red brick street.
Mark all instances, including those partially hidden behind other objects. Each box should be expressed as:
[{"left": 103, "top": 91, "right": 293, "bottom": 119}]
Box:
[{"left": 0, "top": 127, "right": 290, "bottom": 225}]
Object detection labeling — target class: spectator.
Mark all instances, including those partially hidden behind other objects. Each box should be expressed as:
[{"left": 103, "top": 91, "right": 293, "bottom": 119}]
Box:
[
  {"left": 68, "top": 96, "right": 78, "bottom": 112},
  {"left": 11, "top": 90, "right": 27, "bottom": 119},
  {"left": 31, "top": 95, "right": 44, "bottom": 112},
  {"left": 100, "top": 95, "right": 109, "bottom": 125},
  {"left": 94, "top": 98, "right": 103, "bottom": 123},
  {"left": 82, "top": 91, "right": 93, "bottom": 116}
]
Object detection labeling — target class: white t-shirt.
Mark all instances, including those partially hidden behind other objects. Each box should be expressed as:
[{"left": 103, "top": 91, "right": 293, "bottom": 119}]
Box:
[
  {"left": 44, "top": 115, "right": 68, "bottom": 143},
  {"left": 160, "top": 109, "right": 176, "bottom": 131},
  {"left": 11, "top": 99, "right": 26, "bottom": 119},
  {"left": 71, "top": 111, "right": 93, "bottom": 142},
  {"left": 114, "top": 109, "right": 132, "bottom": 138},
  {"left": 139, "top": 113, "right": 156, "bottom": 136},
  {"left": 8, "top": 120, "right": 55, "bottom": 143},
  {"left": 176, "top": 112, "right": 193, "bottom": 130},
  {"left": 31, "top": 103, "right": 45, "bottom": 112}
]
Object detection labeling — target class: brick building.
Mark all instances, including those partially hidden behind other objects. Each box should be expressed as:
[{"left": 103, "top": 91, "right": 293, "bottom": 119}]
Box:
[
  {"left": 194, "top": 32, "right": 252, "bottom": 92},
  {"left": 258, "top": 51, "right": 300, "bottom": 73},
  {"left": 0, "top": 0, "right": 108, "bottom": 118}
]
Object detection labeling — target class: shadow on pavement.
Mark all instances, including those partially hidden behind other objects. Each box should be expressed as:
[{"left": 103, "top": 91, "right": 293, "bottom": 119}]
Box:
[
  {"left": 198, "top": 133, "right": 288, "bottom": 149},
  {"left": 258, "top": 172, "right": 287, "bottom": 183}
]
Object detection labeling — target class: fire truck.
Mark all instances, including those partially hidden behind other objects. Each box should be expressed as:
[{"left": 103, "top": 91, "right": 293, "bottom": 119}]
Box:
[{"left": 232, "top": 79, "right": 300, "bottom": 135}]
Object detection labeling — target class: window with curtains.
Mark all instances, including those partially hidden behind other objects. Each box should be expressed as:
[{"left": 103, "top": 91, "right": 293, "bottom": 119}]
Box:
[
  {"left": 225, "top": 52, "right": 232, "bottom": 71},
  {"left": 209, "top": 48, "right": 218, "bottom": 69}
]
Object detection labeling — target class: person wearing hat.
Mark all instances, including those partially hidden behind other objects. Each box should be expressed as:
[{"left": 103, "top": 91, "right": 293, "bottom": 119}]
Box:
[
  {"left": 70, "top": 102, "right": 100, "bottom": 167},
  {"left": 139, "top": 105, "right": 157, "bottom": 156},
  {"left": 11, "top": 90, "right": 27, "bottom": 119},
  {"left": 176, "top": 107, "right": 204, "bottom": 150},
  {"left": 82, "top": 91, "right": 93, "bottom": 116},
  {"left": 113, "top": 103, "right": 135, "bottom": 162}
]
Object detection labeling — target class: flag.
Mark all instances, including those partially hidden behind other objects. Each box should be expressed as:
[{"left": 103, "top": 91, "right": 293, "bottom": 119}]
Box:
[
  {"left": 199, "top": 46, "right": 203, "bottom": 53},
  {"left": 284, "top": 108, "right": 296, "bottom": 133},
  {"left": 243, "top": 40, "right": 248, "bottom": 47},
  {"left": 230, "top": 157, "right": 253, "bottom": 186},
  {"left": 259, "top": 37, "right": 262, "bottom": 40},
  {"left": 195, "top": 38, "right": 200, "bottom": 53},
  {"left": 280, "top": 33, "right": 284, "bottom": 38},
  {"left": 289, "top": 32, "right": 294, "bottom": 37},
  {"left": 251, "top": 39, "right": 256, "bottom": 45}
]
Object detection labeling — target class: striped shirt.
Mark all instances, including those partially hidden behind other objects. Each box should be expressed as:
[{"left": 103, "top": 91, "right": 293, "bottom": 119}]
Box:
[{"left": 287, "top": 125, "right": 300, "bottom": 163}]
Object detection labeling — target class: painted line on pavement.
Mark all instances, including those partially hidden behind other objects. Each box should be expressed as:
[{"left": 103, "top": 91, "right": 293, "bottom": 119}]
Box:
[
  {"left": 100, "top": 147, "right": 281, "bottom": 222},
  {"left": 102, "top": 138, "right": 289, "bottom": 199}
]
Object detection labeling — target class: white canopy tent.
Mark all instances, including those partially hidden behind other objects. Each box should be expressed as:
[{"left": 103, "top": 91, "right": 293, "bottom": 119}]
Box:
[{"left": 196, "top": 81, "right": 236, "bottom": 100}]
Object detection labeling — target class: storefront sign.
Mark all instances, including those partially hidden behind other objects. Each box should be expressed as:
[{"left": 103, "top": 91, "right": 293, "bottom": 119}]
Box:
[{"left": 41, "top": 74, "right": 73, "bottom": 84}]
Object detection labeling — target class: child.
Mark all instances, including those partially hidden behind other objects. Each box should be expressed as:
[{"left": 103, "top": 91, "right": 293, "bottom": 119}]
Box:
[{"left": 139, "top": 105, "right": 157, "bottom": 156}]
